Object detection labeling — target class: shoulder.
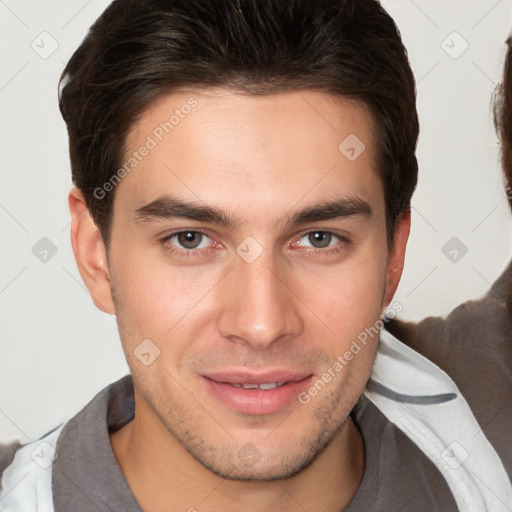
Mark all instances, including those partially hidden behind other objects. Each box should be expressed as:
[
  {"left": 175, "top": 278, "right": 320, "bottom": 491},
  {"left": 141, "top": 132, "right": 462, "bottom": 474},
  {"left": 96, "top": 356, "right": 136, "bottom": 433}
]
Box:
[
  {"left": 349, "top": 397, "right": 459, "bottom": 511},
  {"left": 371, "top": 326, "right": 512, "bottom": 501},
  {"left": 0, "top": 376, "right": 130, "bottom": 511},
  {"left": 387, "top": 261, "right": 512, "bottom": 361},
  {"left": 386, "top": 289, "right": 512, "bottom": 389},
  {"left": 0, "top": 424, "right": 64, "bottom": 511},
  {"left": 0, "top": 440, "right": 22, "bottom": 489}
]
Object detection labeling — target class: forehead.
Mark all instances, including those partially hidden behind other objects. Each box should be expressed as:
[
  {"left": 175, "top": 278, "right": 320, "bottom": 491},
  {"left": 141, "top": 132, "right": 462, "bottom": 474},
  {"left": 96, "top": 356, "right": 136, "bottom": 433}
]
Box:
[{"left": 118, "top": 88, "right": 382, "bottom": 219}]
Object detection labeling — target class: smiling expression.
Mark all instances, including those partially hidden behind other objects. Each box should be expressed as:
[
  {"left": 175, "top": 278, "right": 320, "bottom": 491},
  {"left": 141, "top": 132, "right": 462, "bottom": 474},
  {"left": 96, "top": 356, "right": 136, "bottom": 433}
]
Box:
[{"left": 96, "top": 88, "right": 407, "bottom": 480}]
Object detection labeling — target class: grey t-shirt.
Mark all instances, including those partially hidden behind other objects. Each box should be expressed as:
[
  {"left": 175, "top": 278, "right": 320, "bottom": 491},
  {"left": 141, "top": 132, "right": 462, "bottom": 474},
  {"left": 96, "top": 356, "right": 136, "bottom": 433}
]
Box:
[{"left": 0, "top": 374, "right": 458, "bottom": 511}]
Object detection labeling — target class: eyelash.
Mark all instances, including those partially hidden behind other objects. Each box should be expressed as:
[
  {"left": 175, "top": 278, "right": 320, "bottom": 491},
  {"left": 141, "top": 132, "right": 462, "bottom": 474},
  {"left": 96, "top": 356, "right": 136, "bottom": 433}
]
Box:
[
  {"left": 159, "top": 230, "right": 216, "bottom": 259},
  {"left": 158, "top": 230, "right": 349, "bottom": 258},
  {"left": 295, "top": 231, "right": 349, "bottom": 256}
]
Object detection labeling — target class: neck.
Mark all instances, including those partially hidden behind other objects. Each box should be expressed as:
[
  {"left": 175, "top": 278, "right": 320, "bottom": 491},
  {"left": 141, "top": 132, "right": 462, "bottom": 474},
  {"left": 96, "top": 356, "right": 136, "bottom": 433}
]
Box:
[{"left": 110, "top": 394, "right": 364, "bottom": 512}]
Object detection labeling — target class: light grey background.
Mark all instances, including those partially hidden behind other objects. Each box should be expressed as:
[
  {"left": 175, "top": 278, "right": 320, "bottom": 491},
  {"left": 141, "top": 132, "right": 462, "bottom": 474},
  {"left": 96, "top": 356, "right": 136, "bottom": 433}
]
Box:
[{"left": 1, "top": 0, "right": 511, "bottom": 443}]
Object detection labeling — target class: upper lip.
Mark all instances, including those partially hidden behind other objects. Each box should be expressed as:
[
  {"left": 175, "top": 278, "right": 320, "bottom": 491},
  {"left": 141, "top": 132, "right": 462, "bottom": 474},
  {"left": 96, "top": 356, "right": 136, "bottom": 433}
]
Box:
[{"left": 202, "top": 370, "right": 312, "bottom": 385}]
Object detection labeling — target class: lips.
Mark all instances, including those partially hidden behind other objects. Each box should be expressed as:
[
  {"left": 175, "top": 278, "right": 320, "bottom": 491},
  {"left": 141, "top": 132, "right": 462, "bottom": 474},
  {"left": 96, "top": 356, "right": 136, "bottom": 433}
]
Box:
[
  {"left": 202, "top": 370, "right": 310, "bottom": 385},
  {"left": 201, "top": 370, "right": 313, "bottom": 415}
]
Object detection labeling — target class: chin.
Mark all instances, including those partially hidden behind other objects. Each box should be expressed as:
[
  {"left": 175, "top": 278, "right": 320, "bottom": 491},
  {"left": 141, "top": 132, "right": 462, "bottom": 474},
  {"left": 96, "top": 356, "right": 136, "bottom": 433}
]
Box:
[{"left": 183, "top": 421, "right": 344, "bottom": 482}]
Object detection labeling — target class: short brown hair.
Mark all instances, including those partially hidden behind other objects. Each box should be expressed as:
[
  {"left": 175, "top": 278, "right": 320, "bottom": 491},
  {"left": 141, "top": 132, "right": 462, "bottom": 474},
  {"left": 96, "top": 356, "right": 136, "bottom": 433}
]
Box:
[
  {"left": 494, "top": 37, "right": 512, "bottom": 208},
  {"left": 59, "top": 0, "right": 419, "bottom": 249}
]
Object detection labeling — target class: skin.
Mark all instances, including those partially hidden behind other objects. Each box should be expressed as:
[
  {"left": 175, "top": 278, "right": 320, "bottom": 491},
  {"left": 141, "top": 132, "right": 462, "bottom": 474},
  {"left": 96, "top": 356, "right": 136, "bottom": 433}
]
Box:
[{"left": 69, "top": 88, "right": 410, "bottom": 511}]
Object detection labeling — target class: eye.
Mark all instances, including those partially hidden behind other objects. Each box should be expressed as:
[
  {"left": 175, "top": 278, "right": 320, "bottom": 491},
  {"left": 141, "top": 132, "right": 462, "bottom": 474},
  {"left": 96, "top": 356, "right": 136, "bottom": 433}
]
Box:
[
  {"left": 298, "top": 231, "right": 341, "bottom": 249},
  {"left": 165, "top": 230, "right": 213, "bottom": 250}
]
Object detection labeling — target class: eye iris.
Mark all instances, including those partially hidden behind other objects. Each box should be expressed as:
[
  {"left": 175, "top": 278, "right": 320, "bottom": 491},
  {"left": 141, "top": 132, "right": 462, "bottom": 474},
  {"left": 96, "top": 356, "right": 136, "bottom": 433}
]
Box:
[
  {"left": 309, "top": 231, "right": 331, "bottom": 248},
  {"left": 177, "top": 231, "right": 202, "bottom": 249}
]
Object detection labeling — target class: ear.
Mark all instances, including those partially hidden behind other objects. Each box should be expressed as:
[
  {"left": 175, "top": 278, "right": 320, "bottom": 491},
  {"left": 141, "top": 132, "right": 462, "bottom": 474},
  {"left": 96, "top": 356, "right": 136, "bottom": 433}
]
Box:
[
  {"left": 382, "top": 209, "right": 411, "bottom": 309},
  {"left": 68, "top": 187, "right": 115, "bottom": 314}
]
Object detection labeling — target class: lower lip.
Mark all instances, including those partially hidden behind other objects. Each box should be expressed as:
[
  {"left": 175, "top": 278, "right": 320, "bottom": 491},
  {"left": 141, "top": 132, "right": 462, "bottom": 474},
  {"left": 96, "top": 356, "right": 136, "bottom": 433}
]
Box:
[{"left": 202, "top": 376, "right": 313, "bottom": 415}]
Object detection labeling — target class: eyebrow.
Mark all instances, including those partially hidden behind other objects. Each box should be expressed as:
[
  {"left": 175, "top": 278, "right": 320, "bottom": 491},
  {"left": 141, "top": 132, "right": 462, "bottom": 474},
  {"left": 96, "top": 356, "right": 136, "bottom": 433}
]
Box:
[
  {"left": 133, "top": 194, "right": 372, "bottom": 228},
  {"left": 288, "top": 197, "right": 372, "bottom": 225},
  {"left": 134, "top": 195, "right": 240, "bottom": 228}
]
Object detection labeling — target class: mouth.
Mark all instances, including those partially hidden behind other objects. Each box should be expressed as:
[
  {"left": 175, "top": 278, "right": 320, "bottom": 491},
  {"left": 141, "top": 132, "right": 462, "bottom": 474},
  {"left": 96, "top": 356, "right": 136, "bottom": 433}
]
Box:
[
  {"left": 201, "top": 371, "right": 313, "bottom": 415},
  {"left": 231, "top": 382, "right": 287, "bottom": 390}
]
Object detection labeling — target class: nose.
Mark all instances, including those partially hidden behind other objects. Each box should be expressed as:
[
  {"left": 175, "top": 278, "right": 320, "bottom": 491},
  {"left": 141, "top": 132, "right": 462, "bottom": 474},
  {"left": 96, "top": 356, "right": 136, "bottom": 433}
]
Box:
[{"left": 217, "top": 249, "right": 304, "bottom": 350}]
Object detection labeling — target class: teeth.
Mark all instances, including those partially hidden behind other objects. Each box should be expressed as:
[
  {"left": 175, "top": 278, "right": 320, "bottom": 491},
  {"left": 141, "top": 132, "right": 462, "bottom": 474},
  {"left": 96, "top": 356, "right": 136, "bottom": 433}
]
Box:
[
  {"left": 258, "top": 382, "right": 279, "bottom": 390},
  {"left": 232, "top": 382, "right": 286, "bottom": 390}
]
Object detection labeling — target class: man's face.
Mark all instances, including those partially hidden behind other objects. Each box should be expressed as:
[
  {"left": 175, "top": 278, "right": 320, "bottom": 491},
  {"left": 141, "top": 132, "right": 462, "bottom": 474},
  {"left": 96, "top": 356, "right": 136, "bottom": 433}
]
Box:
[{"left": 104, "top": 88, "right": 403, "bottom": 480}]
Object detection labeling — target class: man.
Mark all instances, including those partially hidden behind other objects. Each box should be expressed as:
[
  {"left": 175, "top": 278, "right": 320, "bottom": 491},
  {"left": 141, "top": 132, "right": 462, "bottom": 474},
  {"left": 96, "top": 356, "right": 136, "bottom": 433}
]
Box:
[
  {"left": 388, "top": 34, "right": 512, "bottom": 482},
  {"left": 0, "top": 1, "right": 509, "bottom": 510}
]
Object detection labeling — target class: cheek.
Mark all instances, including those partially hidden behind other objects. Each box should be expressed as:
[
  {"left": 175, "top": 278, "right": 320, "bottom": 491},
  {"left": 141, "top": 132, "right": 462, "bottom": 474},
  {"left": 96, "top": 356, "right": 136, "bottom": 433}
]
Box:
[
  {"left": 298, "top": 253, "right": 387, "bottom": 337},
  {"left": 109, "top": 248, "right": 223, "bottom": 349},
  {"left": 298, "top": 260, "right": 386, "bottom": 402}
]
